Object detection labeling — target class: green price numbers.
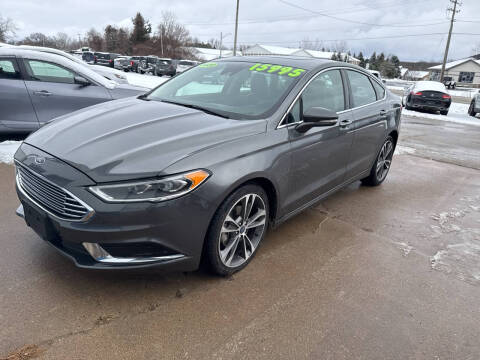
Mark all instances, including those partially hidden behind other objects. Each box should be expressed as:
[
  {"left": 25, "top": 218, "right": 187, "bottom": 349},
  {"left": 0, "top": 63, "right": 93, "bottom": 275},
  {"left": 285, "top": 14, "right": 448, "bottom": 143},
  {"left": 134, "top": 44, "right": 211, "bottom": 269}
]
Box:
[{"left": 249, "top": 63, "right": 306, "bottom": 77}]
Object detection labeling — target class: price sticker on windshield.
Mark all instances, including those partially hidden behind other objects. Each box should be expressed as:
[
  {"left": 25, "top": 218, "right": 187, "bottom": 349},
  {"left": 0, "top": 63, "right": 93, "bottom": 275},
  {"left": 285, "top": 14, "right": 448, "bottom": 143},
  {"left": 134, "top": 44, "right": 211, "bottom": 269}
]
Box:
[{"left": 249, "top": 63, "right": 306, "bottom": 77}]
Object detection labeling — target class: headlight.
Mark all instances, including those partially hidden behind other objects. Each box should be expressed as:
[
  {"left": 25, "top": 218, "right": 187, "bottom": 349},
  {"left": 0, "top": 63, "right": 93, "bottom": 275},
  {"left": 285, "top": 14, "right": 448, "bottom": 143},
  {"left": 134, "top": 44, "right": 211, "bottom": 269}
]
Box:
[{"left": 89, "top": 170, "right": 210, "bottom": 203}]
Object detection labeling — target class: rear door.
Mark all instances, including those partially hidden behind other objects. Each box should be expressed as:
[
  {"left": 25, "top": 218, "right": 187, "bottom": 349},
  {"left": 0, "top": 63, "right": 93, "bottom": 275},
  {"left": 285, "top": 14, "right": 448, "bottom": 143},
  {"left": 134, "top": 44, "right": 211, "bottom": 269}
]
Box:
[
  {"left": 22, "top": 59, "right": 111, "bottom": 125},
  {"left": 284, "top": 68, "right": 355, "bottom": 213},
  {"left": 345, "top": 69, "right": 388, "bottom": 179},
  {"left": 0, "top": 56, "right": 39, "bottom": 132}
]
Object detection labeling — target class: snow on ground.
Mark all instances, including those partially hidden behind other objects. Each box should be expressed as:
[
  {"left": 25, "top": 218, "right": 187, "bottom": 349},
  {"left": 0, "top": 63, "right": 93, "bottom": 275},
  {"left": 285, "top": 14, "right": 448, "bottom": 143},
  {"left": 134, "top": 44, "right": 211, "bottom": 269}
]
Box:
[
  {"left": 402, "top": 102, "right": 480, "bottom": 127},
  {"left": 126, "top": 72, "right": 169, "bottom": 89},
  {"left": 0, "top": 141, "right": 22, "bottom": 164}
]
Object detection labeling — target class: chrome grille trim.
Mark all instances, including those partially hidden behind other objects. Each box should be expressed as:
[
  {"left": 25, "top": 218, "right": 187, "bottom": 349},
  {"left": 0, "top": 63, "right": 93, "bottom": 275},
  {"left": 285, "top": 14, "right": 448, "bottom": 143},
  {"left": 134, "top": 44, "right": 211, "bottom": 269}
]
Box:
[{"left": 15, "top": 163, "right": 94, "bottom": 222}]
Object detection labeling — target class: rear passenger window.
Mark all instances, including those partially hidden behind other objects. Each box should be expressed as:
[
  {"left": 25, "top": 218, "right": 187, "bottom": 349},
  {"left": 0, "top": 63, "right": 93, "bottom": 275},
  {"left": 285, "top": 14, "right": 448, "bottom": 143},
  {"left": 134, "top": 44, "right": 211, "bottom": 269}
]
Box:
[
  {"left": 24, "top": 60, "right": 75, "bottom": 84},
  {"left": 302, "top": 70, "right": 345, "bottom": 113},
  {"left": 371, "top": 79, "right": 386, "bottom": 100},
  {"left": 346, "top": 70, "right": 377, "bottom": 107},
  {"left": 0, "top": 59, "right": 21, "bottom": 80}
]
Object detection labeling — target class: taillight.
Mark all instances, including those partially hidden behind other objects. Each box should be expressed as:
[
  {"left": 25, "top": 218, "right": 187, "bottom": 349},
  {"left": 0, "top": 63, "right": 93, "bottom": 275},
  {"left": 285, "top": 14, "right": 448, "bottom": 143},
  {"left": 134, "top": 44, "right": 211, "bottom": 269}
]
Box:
[
  {"left": 413, "top": 92, "right": 423, "bottom": 96},
  {"left": 130, "top": 61, "right": 134, "bottom": 66},
  {"left": 442, "top": 94, "right": 451, "bottom": 99}
]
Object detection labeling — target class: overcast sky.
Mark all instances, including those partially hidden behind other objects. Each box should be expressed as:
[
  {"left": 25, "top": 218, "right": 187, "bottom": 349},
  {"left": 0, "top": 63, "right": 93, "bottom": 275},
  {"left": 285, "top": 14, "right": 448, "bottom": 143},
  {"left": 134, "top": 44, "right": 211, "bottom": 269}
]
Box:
[{"left": 3, "top": 0, "right": 480, "bottom": 62}]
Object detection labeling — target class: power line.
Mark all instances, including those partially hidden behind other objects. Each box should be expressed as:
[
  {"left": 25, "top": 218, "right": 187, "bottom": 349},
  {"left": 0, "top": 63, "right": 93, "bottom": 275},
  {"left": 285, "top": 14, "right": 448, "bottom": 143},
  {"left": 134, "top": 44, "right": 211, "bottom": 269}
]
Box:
[
  {"left": 218, "top": 32, "right": 480, "bottom": 45},
  {"left": 277, "top": 0, "right": 447, "bottom": 28},
  {"left": 183, "top": 0, "right": 441, "bottom": 27}
]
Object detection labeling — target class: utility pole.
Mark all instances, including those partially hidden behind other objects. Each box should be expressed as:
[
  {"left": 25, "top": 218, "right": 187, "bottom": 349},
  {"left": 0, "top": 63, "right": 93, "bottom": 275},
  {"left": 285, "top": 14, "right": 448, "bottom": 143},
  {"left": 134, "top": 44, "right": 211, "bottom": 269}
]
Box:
[
  {"left": 220, "top": 32, "right": 223, "bottom": 58},
  {"left": 233, "top": 0, "right": 240, "bottom": 56},
  {"left": 440, "top": 0, "right": 461, "bottom": 82},
  {"left": 160, "top": 27, "right": 164, "bottom": 57}
]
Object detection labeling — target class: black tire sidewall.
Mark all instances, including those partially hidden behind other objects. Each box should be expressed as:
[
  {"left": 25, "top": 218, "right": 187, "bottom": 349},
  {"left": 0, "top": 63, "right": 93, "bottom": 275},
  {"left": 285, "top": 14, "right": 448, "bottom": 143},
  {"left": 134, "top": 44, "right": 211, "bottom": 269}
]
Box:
[{"left": 205, "top": 184, "right": 269, "bottom": 276}]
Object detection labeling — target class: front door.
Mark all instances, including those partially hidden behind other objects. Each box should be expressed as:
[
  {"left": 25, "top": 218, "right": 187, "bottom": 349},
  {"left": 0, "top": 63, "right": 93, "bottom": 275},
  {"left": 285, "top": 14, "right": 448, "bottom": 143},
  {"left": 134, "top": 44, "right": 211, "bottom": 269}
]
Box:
[
  {"left": 22, "top": 59, "right": 111, "bottom": 125},
  {"left": 0, "top": 57, "right": 39, "bottom": 132},
  {"left": 284, "top": 69, "right": 354, "bottom": 214}
]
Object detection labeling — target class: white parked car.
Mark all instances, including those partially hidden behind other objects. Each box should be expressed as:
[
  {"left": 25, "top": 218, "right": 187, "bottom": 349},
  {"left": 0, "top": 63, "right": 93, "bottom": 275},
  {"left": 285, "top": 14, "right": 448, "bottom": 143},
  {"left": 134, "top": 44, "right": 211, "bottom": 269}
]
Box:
[
  {"left": 14, "top": 45, "right": 130, "bottom": 84},
  {"left": 176, "top": 60, "right": 198, "bottom": 73},
  {"left": 368, "top": 70, "right": 386, "bottom": 84}
]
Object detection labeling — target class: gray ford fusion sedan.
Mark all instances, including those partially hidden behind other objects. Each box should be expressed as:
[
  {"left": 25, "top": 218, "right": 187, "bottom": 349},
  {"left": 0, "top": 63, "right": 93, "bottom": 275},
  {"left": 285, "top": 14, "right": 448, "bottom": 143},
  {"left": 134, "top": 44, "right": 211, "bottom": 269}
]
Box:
[{"left": 14, "top": 56, "right": 402, "bottom": 275}]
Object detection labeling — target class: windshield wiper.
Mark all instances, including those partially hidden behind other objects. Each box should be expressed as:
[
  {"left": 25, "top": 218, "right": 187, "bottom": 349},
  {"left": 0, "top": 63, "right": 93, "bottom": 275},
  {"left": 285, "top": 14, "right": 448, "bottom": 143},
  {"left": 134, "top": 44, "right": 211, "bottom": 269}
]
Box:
[
  {"left": 137, "top": 94, "right": 151, "bottom": 101},
  {"left": 160, "top": 100, "right": 230, "bottom": 119}
]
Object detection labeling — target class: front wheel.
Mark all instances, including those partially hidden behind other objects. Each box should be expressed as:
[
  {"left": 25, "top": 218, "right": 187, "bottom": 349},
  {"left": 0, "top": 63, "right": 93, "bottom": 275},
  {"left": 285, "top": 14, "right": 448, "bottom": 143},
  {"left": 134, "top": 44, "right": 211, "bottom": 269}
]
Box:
[
  {"left": 440, "top": 110, "right": 449, "bottom": 116},
  {"left": 205, "top": 184, "right": 269, "bottom": 276},
  {"left": 361, "top": 136, "right": 395, "bottom": 187}
]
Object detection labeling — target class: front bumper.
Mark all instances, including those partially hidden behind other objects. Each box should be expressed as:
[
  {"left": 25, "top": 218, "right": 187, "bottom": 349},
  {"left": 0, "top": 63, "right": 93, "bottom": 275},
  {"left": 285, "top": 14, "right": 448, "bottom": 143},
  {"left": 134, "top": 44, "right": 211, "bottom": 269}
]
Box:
[{"left": 14, "top": 144, "right": 216, "bottom": 271}]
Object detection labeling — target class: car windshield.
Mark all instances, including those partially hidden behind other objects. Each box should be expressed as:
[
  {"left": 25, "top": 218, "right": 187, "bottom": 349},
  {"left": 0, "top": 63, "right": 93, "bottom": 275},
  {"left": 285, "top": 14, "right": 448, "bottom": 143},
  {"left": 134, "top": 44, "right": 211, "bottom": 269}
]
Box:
[{"left": 147, "top": 61, "right": 307, "bottom": 120}]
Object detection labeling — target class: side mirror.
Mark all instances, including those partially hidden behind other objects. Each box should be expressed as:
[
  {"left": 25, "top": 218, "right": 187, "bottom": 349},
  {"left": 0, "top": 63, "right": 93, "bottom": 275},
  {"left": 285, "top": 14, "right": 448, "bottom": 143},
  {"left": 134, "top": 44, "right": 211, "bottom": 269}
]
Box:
[
  {"left": 74, "top": 76, "right": 91, "bottom": 86},
  {"left": 296, "top": 107, "right": 338, "bottom": 133}
]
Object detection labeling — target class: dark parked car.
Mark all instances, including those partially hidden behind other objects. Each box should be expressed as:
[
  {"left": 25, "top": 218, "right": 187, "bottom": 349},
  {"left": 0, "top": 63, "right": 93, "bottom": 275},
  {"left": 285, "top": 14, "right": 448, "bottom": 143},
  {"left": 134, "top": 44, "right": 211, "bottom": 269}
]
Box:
[
  {"left": 14, "top": 56, "right": 401, "bottom": 275},
  {"left": 155, "top": 58, "right": 176, "bottom": 76},
  {"left": 94, "top": 52, "right": 121, "bottom": 68},
  {"left": 0, "top": 48, "right": 148, "bottom": 134},
  {"left": 138, "top": 56, "right": 158, "bottom": 74},
  {"left": 130, "top": 56, "right": 145, "bottom": 73},
  {"left": 442, "top": 76, "right": 456, "bottom": 89},
  {"left": 469, "top": 90, "right": 480, "bottom": 117},
  {"left": 81, "top": 51, "right": 96, "bottom": 64},
  {"left": 403, "top": 81, "right": 451, "bottom": 115}
]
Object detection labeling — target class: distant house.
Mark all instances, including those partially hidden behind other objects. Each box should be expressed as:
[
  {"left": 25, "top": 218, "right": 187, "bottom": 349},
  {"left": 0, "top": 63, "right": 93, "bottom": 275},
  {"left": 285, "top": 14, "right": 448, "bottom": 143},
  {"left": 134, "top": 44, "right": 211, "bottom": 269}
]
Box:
[
  {"left": 188, "top": 47, "right": 242, "bottom": 61},
  {"left": 399, "top": 66, "right": 409, "bottom": 79},
  {"left": 404, "top": 70, "right": 429, "bottom": 81},
  {"left": 428, "top": 58, "right": 480, "bottom": 87},
  {"left": 242, "top": 44, "right": 360, "bottom": 65}
]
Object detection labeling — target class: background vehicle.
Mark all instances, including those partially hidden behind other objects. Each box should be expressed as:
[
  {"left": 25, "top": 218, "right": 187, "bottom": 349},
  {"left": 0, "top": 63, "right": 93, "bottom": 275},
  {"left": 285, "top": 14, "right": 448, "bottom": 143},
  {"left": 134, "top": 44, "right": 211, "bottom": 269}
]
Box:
[
  {"left": 469, "top": 90, "right": 480, "bottom": 117},
  {"left": 403, "top": 81, "right": 451, "bottom": 115},
  {"left": 155, "top": 58, "right": 176, "bottom": 76},
  {"left": 114, "top": 56, "right": 132, "bottom": 72},
  {"left": 13, "top": 57, "right": 401, "bottom": 276},
  {"left": 130, "top": 56, "right": 145, "bottom": 73},
  {"left": 0, "top": 48, "right": 147, "bottom": 134},
  {"left": 176, "top": 60, "right": 197, "bottom": 73},
  {"left": 368, "top": 69, "right": 386, "bottom": 83},
  {"left": 15, "top": 45, "right": 130, "bottom": 84},
  {"left": 138, "top": 56, "right": 158, "bottom": 74},
  {"left": 443, "top": 76, "right": 456, "bottom": 89},
  {"left": 82, "top": 51, "right": 96, "bottom": 64},
  {"left": 94, "top": 52, "right": 120, "bottom": 68}
]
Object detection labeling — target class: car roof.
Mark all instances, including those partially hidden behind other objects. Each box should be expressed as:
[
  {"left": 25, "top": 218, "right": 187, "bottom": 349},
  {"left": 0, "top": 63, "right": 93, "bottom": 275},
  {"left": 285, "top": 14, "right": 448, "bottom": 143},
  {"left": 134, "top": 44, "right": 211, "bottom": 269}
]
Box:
[{"left": 0, "top": 47, "right": 115, "bottom": 89}]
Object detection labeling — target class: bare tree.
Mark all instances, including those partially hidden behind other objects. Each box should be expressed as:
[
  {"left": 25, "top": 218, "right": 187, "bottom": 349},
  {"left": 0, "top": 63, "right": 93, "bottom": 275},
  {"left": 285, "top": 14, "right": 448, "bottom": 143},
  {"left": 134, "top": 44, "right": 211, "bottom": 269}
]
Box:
[
  {"left": 155, "top": 11, "right": 192, "bottom": 58},
  {"left": 300, "top": 37, "right": 325, "bottom": 51},
  {"left": 86, "top": 28, "right": 104, "bottom": 51},
  {"left": 0, "top": 15, "right": 17, "bottom": 42}
]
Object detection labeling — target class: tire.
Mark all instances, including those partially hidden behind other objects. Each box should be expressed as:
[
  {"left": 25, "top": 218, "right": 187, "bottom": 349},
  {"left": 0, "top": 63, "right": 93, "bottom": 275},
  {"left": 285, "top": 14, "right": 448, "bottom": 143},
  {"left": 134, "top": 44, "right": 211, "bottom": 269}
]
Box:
[
  {"left": 469, "top": 102, "right": 477, "bottom": 117},
  {"left": 361, "top": 136, "right": 395, "bottom": 187},
  {"left": 440, "top": 110, "right": 448, "bottom": 116},
  {"left": 205, "top": 184, "right": 269, "bottom": 276}
]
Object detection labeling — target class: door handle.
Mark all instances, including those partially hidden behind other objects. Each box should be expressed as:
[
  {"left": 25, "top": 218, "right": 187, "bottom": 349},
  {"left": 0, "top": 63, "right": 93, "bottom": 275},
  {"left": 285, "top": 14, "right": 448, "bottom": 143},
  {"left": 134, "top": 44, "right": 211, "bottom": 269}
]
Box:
[
  {"left": 33, "top": 90, "right": 52, "bottom": 96},
  {"left": 379, "top": 110, "right": 387, "bottom": 117},
  {"left": 339, "top": 119, "right": 352, "bottom": 129}
]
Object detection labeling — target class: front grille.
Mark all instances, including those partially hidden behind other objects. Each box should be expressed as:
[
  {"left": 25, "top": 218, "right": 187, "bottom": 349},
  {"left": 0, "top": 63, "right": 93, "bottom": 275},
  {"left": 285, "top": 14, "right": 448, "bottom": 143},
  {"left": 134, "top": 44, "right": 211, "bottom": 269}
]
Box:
[{"left": 17, "top": 165, "right": 92, "bottom": 221}]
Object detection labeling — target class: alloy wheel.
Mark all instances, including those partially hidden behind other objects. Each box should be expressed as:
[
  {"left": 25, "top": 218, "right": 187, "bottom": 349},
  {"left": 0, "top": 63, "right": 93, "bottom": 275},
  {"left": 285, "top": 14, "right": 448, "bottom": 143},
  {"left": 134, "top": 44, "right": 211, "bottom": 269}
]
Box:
[
  {"left": 376, "top": 139, "right": 394, "bottom": 182},
  {"left": 218, "top": 193, "right": 267, "bottom": 268}
]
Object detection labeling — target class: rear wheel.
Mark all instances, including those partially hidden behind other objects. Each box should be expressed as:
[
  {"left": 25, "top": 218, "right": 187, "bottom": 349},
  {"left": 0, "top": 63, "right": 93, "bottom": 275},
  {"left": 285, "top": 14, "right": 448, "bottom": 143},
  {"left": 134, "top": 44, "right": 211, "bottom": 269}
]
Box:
[
  {"left": 361, "top": 136, "right": 395, "bottom": 187},
  {"left": 205, "top": 185, "right": 269, "bottom": 276},
  {"left": 469, "top": 102, "right": 477, "bottom": 117}
]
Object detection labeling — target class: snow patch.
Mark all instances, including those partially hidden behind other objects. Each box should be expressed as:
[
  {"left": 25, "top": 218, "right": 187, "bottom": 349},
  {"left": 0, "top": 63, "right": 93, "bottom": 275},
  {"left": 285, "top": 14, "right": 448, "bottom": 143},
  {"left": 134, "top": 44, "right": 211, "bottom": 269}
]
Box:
[
  {"left": 395, "top": 242, "right": 413, "bottom": 257},
  {"left": 125, "top": 72, "right": 169, "bottom": 89},
  {"left": 402, "top": 102, "right": 480, "bottom": 127},
  {"left": 0, "top": 141, "right": 22, "bottom": 164},
  {"left": 394, "top": 145, "right": 416, "bottom": 155}
]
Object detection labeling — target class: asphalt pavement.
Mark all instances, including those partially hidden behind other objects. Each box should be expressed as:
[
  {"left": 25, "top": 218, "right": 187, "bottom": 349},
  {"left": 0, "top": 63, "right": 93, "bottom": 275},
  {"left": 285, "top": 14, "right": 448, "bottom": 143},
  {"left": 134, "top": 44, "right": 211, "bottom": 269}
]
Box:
[{"left": 1, "top": 114, "right": 480, "bottom": 359}]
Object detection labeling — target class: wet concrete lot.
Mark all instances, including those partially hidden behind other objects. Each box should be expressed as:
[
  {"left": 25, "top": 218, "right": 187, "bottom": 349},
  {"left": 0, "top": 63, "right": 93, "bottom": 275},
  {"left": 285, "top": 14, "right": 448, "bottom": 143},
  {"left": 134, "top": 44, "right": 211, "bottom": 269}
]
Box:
[{"left": 1, "top": 115, "right": 480, "bottom": 359}]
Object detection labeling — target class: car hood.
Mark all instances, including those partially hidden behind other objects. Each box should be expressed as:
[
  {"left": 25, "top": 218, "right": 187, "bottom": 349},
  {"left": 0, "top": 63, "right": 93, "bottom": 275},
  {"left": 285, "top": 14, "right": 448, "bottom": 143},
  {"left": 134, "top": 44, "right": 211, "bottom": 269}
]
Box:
[{"left": 24, "top": 98, "right": 267, "bottom": 182}]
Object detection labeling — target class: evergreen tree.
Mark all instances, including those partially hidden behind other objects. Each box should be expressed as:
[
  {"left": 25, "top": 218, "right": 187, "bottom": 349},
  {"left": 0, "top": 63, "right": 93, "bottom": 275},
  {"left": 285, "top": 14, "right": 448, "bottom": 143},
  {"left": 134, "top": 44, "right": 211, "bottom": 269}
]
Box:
[
  {"left": 130, "top": 12, "right": 151, "bottom": 44},
  {"left": 369, "top": 52, "right": 377, "bottom": 70},
  {"left": 358, "top": 52, "right": 366, "bottom": 68}
]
